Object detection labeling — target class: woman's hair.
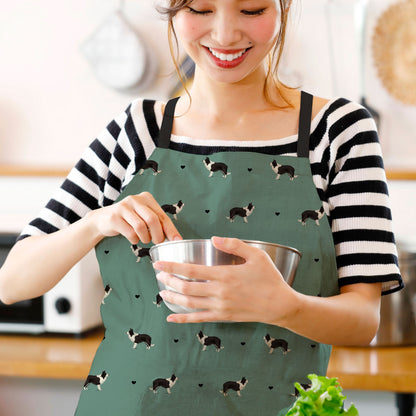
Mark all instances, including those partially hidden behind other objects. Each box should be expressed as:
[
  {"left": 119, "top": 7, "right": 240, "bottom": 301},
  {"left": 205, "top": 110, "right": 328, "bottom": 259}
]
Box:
[{"left": 158, "top": 0, "right": 294, "bottom": 106}]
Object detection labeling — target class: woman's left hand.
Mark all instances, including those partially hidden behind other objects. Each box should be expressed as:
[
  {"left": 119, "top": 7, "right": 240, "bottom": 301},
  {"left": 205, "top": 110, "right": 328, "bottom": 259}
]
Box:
[{"left": 153, "top": 236, "right": 297, "bottom": 324}]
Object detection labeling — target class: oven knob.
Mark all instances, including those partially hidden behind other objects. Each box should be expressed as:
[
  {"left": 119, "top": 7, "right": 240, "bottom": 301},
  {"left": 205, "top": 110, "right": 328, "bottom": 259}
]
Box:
[{"left": 55, "top": 297, "right": 71, "bottom": 314}]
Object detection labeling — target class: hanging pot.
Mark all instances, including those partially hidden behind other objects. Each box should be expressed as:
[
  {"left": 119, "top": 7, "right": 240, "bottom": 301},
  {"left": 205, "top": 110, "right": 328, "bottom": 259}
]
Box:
[{"left": 81, "top": 7, "right": 158, "bottom": 93}]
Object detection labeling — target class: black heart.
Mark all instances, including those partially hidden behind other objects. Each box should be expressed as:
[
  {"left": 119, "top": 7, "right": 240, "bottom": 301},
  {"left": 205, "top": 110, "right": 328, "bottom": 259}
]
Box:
[
  {"left": 135, "top": 295, "right": 140, "bottom": 299},
  {"left": 275, "top": 212, "right": 280, "bottom": 216},
  {"left": 132, "top": 381, "right": 136, "bottom": 384},
  {"left": 174, "top": 339, "right": 179, "bottom": 343},
  {"left": 181, "top": 165, "right": 186, "bottom": 169},
  {"left": 314, "top": 258, "right": 319, "bottom": 262},
  {"left": 104, "top": 250, "right": 109, "bottom": 254},
  {"left": 248, "top": 168, "right": 253, "bottom": 172},
  {"left": 269, "top": 386, "right": 274, "bottom": 390},
  {"left": 241, "top": 342, "right": 246, "bottom": 346},
  {"left": 311, "top": 344, "right": 317, "bottom": 348},
  {"left": 198, "top": 384, "right": 203, "bottom": 387},
  {"left": 205, "top": 210, "right": 210, "bottom": 213}
]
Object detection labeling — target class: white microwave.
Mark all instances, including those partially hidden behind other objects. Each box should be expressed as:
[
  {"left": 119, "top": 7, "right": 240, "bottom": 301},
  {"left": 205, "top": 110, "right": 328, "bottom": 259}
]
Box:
[{"left": 0, "top": 233, "right": 104, "bottom": 335}]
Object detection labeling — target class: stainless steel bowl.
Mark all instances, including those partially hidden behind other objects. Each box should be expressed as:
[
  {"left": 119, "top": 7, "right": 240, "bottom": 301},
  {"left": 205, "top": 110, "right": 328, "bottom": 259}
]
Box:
[{"left": 149, "top": 239, "right": 301, "bottom": 314}]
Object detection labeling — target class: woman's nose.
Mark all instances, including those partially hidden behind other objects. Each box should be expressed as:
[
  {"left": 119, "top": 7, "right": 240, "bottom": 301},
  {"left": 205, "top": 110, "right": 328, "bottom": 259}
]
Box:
[{"left": 211, "top": 13, "right": 242, "bottom": 46}]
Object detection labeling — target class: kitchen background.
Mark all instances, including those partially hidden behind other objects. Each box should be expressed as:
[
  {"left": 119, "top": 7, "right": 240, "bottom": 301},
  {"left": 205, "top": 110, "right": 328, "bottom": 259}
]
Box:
[{"left": 0, "top": 0, "right": 415, "bottom": 415}]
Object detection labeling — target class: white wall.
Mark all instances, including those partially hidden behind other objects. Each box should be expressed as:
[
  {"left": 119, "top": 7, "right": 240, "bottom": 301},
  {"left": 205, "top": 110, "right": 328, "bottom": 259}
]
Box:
[{"left": 0, "top": 0, "right": 415, "bottom": 170}]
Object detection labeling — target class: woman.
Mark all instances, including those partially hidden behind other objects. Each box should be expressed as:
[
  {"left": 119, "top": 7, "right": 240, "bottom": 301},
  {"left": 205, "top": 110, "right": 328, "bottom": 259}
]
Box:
[{"left": 0, "top": 0, "right": 403, "bottom": 414}]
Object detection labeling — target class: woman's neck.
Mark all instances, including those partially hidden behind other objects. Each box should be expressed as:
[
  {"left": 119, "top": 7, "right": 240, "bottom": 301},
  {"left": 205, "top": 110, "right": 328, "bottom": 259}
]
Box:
[{"left": 184, "top": 67, "right": 289, "bottom": 119}]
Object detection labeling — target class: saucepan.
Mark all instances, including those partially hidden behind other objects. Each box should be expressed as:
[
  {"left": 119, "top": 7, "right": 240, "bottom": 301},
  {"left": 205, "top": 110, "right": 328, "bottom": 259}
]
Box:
[{"left": 149, "top": 239, "right": 302, "bottom": 314}]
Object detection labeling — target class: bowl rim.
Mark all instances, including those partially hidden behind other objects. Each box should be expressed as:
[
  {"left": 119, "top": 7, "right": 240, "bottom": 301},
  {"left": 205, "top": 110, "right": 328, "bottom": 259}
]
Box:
[{"left": 149, "top": 238, "right": 302, "bottom": 257}]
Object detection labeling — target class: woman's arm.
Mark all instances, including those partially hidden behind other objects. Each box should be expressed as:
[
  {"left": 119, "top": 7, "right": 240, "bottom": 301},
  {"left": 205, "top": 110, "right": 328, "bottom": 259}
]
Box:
[{"left": 0, "top": 192, "right": 182, "bottom": 305}]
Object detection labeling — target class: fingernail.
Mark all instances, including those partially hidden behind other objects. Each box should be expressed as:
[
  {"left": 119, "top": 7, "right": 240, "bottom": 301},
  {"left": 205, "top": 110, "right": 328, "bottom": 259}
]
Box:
[
  {"left": 213, "top": 236, "right": 225, "bottom": 245},
  {"left": 173, "top": 236, "right": 182, "bottom": 241}
]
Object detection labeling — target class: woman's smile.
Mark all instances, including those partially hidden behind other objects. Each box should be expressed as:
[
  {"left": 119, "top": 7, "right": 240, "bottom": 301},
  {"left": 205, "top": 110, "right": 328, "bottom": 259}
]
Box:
[{"left": 204, "top": 46, "right": 252, "bottom": 69}]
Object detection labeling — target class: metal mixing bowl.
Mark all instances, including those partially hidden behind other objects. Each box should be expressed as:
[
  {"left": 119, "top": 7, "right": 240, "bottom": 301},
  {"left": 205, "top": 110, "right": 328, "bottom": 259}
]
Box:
[{"left": 149, "top": 239, "right": 301, "bottom": 314}]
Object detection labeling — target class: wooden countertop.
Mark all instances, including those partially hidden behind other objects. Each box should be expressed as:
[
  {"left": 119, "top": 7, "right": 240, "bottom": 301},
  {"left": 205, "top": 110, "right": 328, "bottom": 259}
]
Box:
[{"left": 0, "top": 328, "right": 416, "bottom": 392}]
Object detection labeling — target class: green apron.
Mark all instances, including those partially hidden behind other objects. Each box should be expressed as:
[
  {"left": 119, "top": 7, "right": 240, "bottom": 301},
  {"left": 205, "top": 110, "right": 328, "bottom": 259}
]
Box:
[{"left": 75, "top": 92, "right": 339, "bottom": 416}]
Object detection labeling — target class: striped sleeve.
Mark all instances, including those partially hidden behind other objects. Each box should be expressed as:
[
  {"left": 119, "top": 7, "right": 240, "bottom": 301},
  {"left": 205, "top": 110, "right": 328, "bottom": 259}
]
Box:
[
  {"left": 313, "top": 99, "right": 403, "bottom": 295},
  {"left": 18, "top": 98, "right": 159, "bottom": 240}
]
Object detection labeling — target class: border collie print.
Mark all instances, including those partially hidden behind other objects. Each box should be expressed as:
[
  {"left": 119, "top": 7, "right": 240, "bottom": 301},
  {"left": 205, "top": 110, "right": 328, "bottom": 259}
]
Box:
[
  {"left": 264, "top": 334, "right": 290, "bottom": 354},
  {"left": 127, "top": 329, "right": 155, "bottom": 350},
  {"left": 130, "top": 244, "right": 151, "bottom": 262},
  {"left": 203, "top": 157, "right": 231, "bottom": 178},
  {"left": 270, "top": 160, "right": 298, "bottom": 180},
  {"left": 83, "top": 371, "right": 108, "bottom": 391},
  {"left": 226, "top": 203, "right": 255, "bottom": 223},
  {"left": 153, "top": 293, "right": 163, "bottom": 307},
  {"left": 298, "top": 206, "right": 325, "bottom": 226},
  {"left": 150, "top": 374, "right": 178, "bottom": 394},
  {"left": 162, "top": 200, "right": 184, "bottom": 220},
  {"left": 139, "top": 160, "right": 161, "bottom": 176},
  {"left": 102, "top": 284, "right": 112, "bottom": 304},
  {"left": 293, "top": 383, "right": 312, "bottom": 397},
  {"left": 196, "top": 331, "right": 224, "bottom": 352},
  {"left": 220, "top": 377, "right": 248, "bottom": 397}
]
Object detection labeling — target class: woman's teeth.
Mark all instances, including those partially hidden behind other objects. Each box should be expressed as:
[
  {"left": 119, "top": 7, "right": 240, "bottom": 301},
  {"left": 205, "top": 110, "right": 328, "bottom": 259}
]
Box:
[{"left": 208, "top": 47, "right": 248, "bottom": 62}]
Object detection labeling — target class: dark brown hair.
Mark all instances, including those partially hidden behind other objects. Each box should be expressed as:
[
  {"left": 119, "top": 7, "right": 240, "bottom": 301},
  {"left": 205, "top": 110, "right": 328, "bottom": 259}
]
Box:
[{"left": 158, "top": 0, "right": 294, "bottom": 106}]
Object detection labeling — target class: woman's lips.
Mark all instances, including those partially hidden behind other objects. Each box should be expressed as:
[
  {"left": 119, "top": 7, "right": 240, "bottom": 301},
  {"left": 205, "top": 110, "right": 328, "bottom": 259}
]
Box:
[{"left": 204, "top": 46, "right": 251, "bottom": 69}]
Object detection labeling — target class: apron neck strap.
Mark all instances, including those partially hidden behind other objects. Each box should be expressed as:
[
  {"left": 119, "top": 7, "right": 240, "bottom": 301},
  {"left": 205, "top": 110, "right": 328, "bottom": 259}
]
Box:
[
  {"left": 297, "top": 91, "right": 314, "bottom": 158},
  {"left": 158, "top": 97, "right": 180, "bottom": 149}
]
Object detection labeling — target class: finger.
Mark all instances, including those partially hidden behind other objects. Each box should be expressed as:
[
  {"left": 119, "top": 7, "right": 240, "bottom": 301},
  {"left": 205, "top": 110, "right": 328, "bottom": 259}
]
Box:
[
  {"left": 121, "top": 209, "right": 151, "bottom": 244},
  {"left": 211, "top": 236, "right": 254, "bottom": 261},
  {"left": 139, "top": 193, "right": 183, "bottom": 242},
  {"left": 113, "top": 216, "right": 141, "bottom": 245},
  {"left": 166, "top": 310, "right": 219, "bottom": 324},
  {"left": 153, "top": 261, "right": 227, "bottom": 282},
  {"left": 156, "top": 271, "right": 216, "bottom": 297},
  {"left": 159, "top": 289, "right": 213, "bottom": 311},
  {"left": 132, "top": 204, "right": 164, "bottom": 244}
]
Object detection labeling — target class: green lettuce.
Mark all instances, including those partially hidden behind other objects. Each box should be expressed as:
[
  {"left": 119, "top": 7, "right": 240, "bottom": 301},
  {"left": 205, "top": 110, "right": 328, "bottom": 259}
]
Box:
[{"left": 285, "top": 374, "right": 359, "bottom": 416}]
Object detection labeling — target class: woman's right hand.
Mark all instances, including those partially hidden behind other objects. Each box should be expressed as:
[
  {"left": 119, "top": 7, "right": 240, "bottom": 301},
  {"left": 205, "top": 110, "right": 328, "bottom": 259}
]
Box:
[{"left": 86, "top": 192, "right": 182, "bottom": 245}]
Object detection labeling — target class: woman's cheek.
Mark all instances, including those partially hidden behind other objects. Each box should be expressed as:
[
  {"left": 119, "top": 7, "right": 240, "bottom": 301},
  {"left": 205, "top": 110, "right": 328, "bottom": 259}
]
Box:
[{"left": 174, "top": 14, "right": 204, "bottom": 42}]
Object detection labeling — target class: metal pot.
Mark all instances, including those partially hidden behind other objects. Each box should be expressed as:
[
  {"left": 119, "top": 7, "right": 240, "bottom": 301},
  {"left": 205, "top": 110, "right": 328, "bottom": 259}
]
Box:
[
  {"left": 149, "top": 239, "right": 301, "bottom": 314},
  {"left": 371, "top": 239, "right": 416, "bottom": 346}
]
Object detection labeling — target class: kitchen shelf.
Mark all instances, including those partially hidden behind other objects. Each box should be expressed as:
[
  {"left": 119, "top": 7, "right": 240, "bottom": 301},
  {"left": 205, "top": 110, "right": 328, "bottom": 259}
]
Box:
[
  {"left": 1, "top": 165, "right": 415, "bottom": 180},
  {"left": 0, "top": 328, "right": 416, "bottom": 394}
]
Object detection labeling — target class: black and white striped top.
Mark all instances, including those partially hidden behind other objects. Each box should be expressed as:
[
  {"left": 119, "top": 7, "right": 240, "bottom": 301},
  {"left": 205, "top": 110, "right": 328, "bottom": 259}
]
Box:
[{"left": 20, "top": 97, "right": 403, "bottom": 295}]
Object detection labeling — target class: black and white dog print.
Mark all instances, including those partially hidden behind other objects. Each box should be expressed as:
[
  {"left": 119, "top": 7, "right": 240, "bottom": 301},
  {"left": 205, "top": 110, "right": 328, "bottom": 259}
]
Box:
[
  {"left": 162, "top": 200, "right": 184, "bottom": 220},
  {"left": 83, "top": 371, "right": 109, "bottom": 391},
  {"left": 203, "top": 157, "right": 231, "bottom": 178},
  {"left": 270, "top": 160, "right": 298, "bottom": 180},
  {"left": 220, "top": 377, "right": 248, "bottom": 397},
  {"left": 264, "top": 334, "right": 290, "bottom": 354},
  {"left": 298, "top": 206, "right": 325, "bottom": 226},
  {"left": 150, "top": 374, "right": 178, "bottom": 394},
  {"left": 131, "top": 244, "right": 151, "bottom": 262},
  {"left": 102, "top": 284, "right": 112, "bottom": 304},
  {"left": 153, "top": 293, "right": 163, "bottom": 307},
  {"left": 139, "top": 160, "right": 161, "bottom": 176},
  {"left": 226, "top": 203, "right": 255, "bottom": 223},
  {"left": 127, "top": 329, "right": 155, "bottom": 350},
  {"left": 293, "top": 383, "right": 312, "bottom": 397},
  {"left": 196, "top": 331, "right": 224, "bottom": 352}
]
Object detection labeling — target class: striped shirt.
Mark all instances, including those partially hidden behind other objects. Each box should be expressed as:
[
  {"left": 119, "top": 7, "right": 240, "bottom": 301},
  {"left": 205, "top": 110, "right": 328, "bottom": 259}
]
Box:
[{"left": 19, "top": 97, "right": 403, "bottom": 295}]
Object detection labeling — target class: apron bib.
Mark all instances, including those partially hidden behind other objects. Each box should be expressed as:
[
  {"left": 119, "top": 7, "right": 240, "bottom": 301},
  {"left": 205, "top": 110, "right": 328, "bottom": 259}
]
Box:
[{"left": 75, "top": 92, "right": 339, "bottom": 416}]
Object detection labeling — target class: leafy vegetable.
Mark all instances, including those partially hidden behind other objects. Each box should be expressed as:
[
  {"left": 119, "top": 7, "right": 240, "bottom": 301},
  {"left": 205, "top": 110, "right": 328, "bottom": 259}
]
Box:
[{"left": 285, "top": 374, "right": 359, "bottom": 416}]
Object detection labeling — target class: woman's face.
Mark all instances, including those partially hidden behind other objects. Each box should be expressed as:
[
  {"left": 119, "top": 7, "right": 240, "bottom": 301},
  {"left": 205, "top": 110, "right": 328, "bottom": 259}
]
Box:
[{"left": 173, "top": 0, "right": 281, "bottom": 85}]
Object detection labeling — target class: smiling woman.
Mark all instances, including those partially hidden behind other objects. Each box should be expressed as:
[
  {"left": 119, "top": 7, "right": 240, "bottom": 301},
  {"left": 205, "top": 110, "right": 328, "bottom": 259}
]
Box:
[{"left": 160, "top": 0, "right": 292, "bottom": 104}]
